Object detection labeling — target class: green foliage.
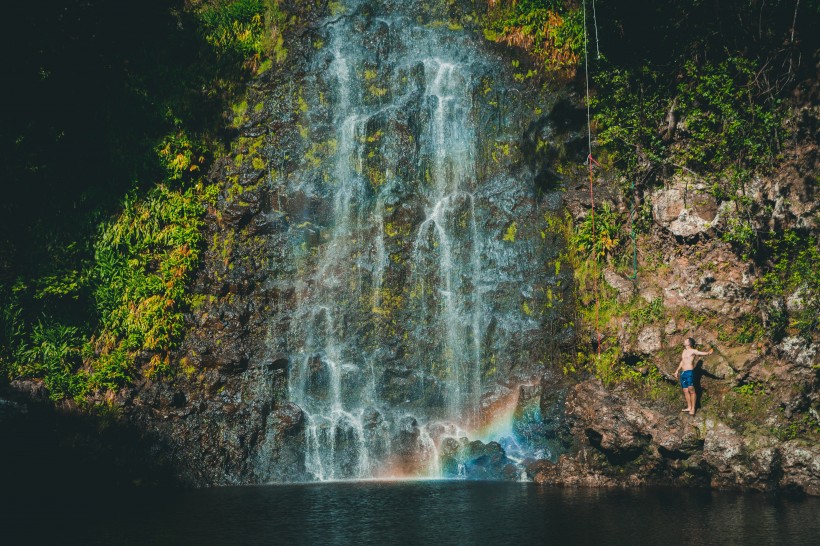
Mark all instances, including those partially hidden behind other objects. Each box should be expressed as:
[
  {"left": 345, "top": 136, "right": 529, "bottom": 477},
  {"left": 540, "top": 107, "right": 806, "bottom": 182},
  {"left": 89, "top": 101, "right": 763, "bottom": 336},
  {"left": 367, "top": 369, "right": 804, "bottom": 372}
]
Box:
[
  {"left": 676, "top": 58, "right": 781, "bottom": 172},
  {"left": 0, "top": 0, "right": 281, "bottom": 403},
  {"left": 772, "top": 412, "right": 820, "bottom": 441},
  {"left": 1, "top": 181, "right": 207, "bottom": 402},
  {"left": 156, "top": 130, "right": 208, "bottom": 184},
  {"left": 93, "top": 185, "right": 205, "bottom": 353},
  {"left": 591, "top": 65, "right": 668, "bottom": 178},
  {"left": 719, "top": 381, "right": 776, "bottom": 430},
  {"left": 734, "top": 314, "right": 765, "bottom": 344},
  {"left": 592, "top": 51, "right": 787, "bottom": 260},
  {"left": 572, "top": 202, "right": 622, "bottom": 261},
  {"left": 14, "top": 321, "right": 86, "bottom": 401},
  {"left": 84, "top": 341, "right": 133, "bottom": 396},
  {"left": 0, "top": 293, "right": 25, "bottom": 363},
  {"left": 733, "top": 381, "right": 764, "bottom": 396},
  {"left": 198, "top": 0, "right": 267, "bottom": 58},
  {"left": 595, "top": 349, "right": 625, "bottom": 386},
  {"left": 574, "top": 347, "right": 676, "bottom": 405},
  {"left": 680, "top": 306, "right": 708, "bottom": 328},
  {"left": 569, "top": 346, "right": 623, "bottom": 385},
  {"left": 197, "top": 0, "right": 289, "bottom": 68},
  {"left": 629, "top": 297, "right": 664, "bottom": 331},
  {"left": 756, "top": 230, "right": 820, "bottom": 339},
  {"left": 482, "top": 0, "right": 583, "bottom": 76},
  {"left": 720, "top": 211, "right": 758, "bottom": 259}
]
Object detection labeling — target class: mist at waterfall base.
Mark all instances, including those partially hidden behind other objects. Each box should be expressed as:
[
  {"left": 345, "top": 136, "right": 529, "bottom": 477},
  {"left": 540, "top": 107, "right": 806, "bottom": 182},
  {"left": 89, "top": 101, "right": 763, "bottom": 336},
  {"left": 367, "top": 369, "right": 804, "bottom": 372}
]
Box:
[
  {"left": 8, "top": 483, "right": 820, "bottom": 545},
  {"left": 262, "top": 0, "right": 571, "bottom": 482}
]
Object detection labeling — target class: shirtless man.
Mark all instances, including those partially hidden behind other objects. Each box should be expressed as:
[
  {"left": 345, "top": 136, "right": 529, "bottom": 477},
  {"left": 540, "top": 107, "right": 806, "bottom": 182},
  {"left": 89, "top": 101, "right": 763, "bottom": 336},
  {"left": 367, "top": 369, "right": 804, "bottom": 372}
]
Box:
[{"left": 674, "top": 337, "right": 713, "bottom": 416}]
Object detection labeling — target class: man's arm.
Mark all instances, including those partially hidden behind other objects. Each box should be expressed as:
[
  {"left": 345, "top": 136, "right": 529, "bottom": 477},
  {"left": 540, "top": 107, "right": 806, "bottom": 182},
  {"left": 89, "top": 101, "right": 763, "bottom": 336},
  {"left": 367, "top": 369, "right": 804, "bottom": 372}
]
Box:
[{"left": 694, "top": 349, "right": 713, "bottom": 356}]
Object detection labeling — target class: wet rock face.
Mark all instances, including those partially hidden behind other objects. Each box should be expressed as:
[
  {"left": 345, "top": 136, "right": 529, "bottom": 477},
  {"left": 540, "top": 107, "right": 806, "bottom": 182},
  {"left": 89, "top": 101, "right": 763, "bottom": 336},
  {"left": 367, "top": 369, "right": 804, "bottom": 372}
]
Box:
[
  {"left": 461, "top": 440, "right": 512, "bottom": 480},
  {"left": 437, "top": 438, "right": 516, "bottom": 480},
  {"left": 254, "top": 0, "right": 574, "bottom": 481}
]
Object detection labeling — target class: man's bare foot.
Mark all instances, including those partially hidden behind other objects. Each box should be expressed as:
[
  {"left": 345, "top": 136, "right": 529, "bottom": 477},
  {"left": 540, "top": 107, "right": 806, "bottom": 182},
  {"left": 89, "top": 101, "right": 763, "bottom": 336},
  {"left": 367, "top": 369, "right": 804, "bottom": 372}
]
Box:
[
  {"left": 689, "top": 410, "right": 696, "bottom": 416},
  {"left": 681, "top": 408, "right": 690, "bottom": 412}
]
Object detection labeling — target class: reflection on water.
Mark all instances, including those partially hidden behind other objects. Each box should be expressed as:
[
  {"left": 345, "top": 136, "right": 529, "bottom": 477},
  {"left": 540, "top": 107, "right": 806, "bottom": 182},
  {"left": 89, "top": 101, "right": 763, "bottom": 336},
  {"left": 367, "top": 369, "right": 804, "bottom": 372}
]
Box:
[{"left": 6, "top": 482, "right": 819, "bottom": 545}]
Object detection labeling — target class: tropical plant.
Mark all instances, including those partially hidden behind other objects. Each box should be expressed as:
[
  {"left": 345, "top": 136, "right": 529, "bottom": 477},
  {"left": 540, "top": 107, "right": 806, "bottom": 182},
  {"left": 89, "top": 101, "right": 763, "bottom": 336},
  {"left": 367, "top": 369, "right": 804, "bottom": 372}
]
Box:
[{"left": 572, "top": 202, "right": 622, "bottom": 262}]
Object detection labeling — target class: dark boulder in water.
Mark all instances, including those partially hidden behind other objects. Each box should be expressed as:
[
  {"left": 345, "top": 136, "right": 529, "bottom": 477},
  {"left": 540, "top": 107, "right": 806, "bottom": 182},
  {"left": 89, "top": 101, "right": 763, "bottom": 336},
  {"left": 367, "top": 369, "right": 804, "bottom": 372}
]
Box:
[{"left": 462, "top": 440, "right": 510, "bottom": 480}]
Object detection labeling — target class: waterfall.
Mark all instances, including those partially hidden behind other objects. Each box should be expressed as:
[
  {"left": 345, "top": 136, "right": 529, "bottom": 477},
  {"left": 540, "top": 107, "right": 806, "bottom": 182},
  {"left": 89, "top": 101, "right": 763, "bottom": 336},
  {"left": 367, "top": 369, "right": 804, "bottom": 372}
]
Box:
[{"left": 270, "top": 0, "right": 566, "bottom": 481}]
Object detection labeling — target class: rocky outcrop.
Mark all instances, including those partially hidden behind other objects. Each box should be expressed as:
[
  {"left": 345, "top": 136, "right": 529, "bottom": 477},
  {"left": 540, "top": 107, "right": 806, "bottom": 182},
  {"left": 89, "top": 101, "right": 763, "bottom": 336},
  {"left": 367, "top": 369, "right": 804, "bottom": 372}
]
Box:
[
  {"left": 529, "top": 379, "right": 820, "bottom": 496},
  {"left": 547, "top": 75, "right": 820, "bottom": 497},
  {"left": 603, "top": 269, "right": 635, "bottom": 303},
  {"left": 651, "top": 177, "right": 720, "bottom": 240}
]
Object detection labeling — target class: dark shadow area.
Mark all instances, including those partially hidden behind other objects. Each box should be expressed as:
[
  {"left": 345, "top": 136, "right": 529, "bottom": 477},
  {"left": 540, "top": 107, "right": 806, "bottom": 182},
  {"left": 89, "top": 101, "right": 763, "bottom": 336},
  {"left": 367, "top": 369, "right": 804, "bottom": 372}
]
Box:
[
  {"left": 693, "top": 358, "right": 722, "bottom": 411},
  {"left": 0, "top": 0, "right": 238, "bottom": 327},
  {"left": 621, "top": 353, "right": 644, "bottom": 368},
  {"left": 595, "top": 0, "right": 818, "bottom": 79},
  {"left": 522, "top": 99, "right": 588, "bottom": 196},
  {"left": 0, "top": 2, "right": 256, "bottom": 500},
  {"left": 0, "top": 382, "right": 181, "bottom": 513}
]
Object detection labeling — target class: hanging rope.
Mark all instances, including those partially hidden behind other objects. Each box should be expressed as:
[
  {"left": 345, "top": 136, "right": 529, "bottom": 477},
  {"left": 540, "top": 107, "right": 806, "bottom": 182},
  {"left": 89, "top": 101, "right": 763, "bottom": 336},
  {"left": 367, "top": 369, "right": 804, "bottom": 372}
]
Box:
[
  {"left": 582, "top": 0, "right": 601, "bottom": 356},
  {"left": 592, "top": 0, "right": 601, "bottom": 59}
]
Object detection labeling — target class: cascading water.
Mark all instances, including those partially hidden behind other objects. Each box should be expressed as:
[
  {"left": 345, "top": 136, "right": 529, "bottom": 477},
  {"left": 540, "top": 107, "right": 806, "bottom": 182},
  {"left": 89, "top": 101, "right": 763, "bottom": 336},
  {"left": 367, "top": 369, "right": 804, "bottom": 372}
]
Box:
[{"left": 267, "top": 0, "right": 572, "bottom": 481}]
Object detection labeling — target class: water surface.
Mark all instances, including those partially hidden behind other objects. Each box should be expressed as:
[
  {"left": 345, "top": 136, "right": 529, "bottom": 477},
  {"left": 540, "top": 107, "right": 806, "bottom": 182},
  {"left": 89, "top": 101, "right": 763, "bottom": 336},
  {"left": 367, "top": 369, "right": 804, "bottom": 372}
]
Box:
[{"left": 8, "top": 482, "right": 819, "bottom": 545}]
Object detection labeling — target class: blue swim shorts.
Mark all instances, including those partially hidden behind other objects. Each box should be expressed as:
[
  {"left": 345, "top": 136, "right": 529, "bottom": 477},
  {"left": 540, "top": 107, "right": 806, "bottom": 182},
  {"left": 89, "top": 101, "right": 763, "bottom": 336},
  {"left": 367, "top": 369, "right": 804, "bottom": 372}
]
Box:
[{"left": 679, "top": 369, "right": 694, "bottom": 389}]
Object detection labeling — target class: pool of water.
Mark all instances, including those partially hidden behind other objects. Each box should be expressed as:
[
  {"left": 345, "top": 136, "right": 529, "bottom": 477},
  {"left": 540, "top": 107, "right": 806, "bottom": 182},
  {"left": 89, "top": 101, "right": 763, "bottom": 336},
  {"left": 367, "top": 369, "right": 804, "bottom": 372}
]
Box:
[{"left": 7, "top": 481, "right": 820, "bottom": 544}]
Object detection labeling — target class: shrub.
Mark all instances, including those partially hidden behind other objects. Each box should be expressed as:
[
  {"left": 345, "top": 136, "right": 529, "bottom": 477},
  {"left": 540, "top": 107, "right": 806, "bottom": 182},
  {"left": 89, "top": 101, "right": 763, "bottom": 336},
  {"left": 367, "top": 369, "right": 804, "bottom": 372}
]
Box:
[
  {"left": 756, "top": 230, "right": 820, "bottom": 339},
  {"left": 572, "top": 202, "right": 622, "bottom": 262},
  {"left": 196, "top": 0, "right": 289, "bottom": 68},
  {"left": 15, "top": 321, "right": 86, "bottom": 401},
  {"left": 93, "top": 185, "right": 205, "bottom": 354},
  {"left": 482, "top": 0, "right": 584, "bottom": 78}
]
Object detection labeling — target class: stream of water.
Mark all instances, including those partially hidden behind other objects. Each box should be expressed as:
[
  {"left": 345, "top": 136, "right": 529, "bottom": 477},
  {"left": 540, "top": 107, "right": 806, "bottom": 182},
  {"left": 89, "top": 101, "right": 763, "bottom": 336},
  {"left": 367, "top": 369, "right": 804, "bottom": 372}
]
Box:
[{"left": 270, "top": 0, "right": 567, "bottom": 482}]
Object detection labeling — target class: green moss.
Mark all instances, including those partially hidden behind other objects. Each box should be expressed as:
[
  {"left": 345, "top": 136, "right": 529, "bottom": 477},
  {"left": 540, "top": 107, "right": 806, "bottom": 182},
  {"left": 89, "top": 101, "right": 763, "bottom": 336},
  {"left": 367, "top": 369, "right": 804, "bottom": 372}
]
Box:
[
  {"left": 366, "top": 129, "right": 384, "bottom": 143},
  {"left": 297, "top": 95, "right": 309, "bottom": 113},
  {"left": 492, "top": 142, "right": 511, "bottom": 163},
  {"left": 304, "top": 139, "right": 338, "bottom": 169},
  {"left": 256, "top": 58, "right": 273, "bottom": 75},
  {"left": 180, "top": 356, "right": 196, "bottom": 378},
  {"left": 367, "top": 167, "right": 386, "bottom": 188},
  {"left": 384, "top": 222, "right": 399, "bottom": 237},
  {"left": 368, "top": 85, "right": 388, "bottom": 98},
  {"left": 329, "top": 1, "right": 345, "bottom": 16},
  {"left": 232, "top": 100, "right": 248, "bottom": 116},
  {"left": 372, "top": 287, "right": 405, "bottom": 317},
  {"left": 503, "top": 221, "right": 517, "bottom": 242}
]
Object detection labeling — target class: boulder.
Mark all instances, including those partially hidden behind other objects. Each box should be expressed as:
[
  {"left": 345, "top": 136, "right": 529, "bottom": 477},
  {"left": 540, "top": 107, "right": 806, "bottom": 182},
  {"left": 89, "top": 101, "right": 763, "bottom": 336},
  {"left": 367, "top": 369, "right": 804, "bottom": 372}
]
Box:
[
  {"left": 603, "top": 269, "right": 635, "bottom": 303},
  {"left": 269, "top": 402, "right": 304, "bottom": 435},
  {"left": 636, "top": 327, "right": 662, "bottom": 355},
  {"left": 779, "top": 440, "right": 820, "bottom": 496},
  {"left": 461, "top": 440, "right": 511, "bottom": 480},
  {"left": 651, "top": 179, "right": 719, "bottom": 239}
]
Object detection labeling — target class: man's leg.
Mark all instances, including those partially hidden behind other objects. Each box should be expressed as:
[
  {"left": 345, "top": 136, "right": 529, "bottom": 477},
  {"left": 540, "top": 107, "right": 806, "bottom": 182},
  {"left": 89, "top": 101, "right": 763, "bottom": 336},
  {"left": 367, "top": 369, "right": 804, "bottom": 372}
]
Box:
[
  {"left": 687, "top": 387, "right": 696, "bottom": 415},
  {"left": 682, "top": 388, "right": 690, "bottom": 412}
]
